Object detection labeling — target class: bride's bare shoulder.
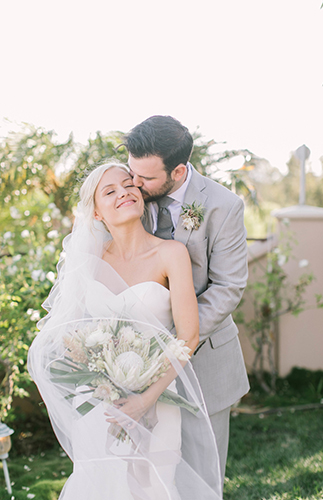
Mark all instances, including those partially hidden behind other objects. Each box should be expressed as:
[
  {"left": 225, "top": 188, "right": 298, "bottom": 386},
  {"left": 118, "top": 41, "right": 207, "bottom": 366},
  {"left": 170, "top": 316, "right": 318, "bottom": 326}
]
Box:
[{"left": 156, "top": 238, "right": 189, "bottom": 259}]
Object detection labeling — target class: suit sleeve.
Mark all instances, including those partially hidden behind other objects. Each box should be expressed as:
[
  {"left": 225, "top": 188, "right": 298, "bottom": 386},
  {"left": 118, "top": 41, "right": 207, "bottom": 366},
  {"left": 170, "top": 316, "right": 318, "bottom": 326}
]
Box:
[{"left": 197, "top": 196, "right": 248, "bottom": 343}]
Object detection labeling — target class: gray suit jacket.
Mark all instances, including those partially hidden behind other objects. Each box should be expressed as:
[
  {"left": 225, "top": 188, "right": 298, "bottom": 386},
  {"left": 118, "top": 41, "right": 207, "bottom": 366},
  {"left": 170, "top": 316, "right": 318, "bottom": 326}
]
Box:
[{"left": 171, "top": 166, "right": 249, "bottom": 414}]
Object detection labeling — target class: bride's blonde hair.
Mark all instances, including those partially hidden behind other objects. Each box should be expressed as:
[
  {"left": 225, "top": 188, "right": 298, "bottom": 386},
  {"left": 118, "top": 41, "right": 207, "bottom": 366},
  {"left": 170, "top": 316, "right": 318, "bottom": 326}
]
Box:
[{"left": 79, "top": 161, "right": 129, "bottom": 226}]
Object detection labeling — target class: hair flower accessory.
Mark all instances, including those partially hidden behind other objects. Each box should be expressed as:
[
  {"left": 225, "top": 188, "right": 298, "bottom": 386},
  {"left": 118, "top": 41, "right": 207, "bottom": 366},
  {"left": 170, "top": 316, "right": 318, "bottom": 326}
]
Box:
[{"left": 180, "top": 202, "right": 205, "bottom": 231}]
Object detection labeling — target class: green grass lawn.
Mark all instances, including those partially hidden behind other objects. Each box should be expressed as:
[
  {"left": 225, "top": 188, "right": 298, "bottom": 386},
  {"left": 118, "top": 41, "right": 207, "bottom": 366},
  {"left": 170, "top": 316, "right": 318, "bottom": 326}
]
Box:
[
  {"left": 1, "top": 369, "right": 322, "bottom": 499},
  {"left": 225, "top": 409, "right": 323, "bottom": 500},
  {"left": 1, "top": 409, "right": 322, "bottom": 500},
  {"left": 0, "top": 447, "right": 72, "bottom": 500}
]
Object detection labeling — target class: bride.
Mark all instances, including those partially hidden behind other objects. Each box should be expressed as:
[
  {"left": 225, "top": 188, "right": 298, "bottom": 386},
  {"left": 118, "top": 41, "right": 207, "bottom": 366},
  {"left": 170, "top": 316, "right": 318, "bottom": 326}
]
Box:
[{"left": 28, "top": 161, "right": 222, "bottom": 500}]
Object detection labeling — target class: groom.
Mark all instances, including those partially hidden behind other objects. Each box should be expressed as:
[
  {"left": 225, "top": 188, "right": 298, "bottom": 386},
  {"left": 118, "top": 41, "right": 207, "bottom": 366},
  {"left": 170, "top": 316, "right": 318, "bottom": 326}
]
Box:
[{"left": 124, "top": 115, "right": 249, "bottom": 487}]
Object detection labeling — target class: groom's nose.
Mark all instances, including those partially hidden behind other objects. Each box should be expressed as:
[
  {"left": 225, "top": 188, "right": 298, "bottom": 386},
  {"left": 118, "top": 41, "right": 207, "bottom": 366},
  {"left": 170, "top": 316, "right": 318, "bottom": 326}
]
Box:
[{"left": 132, "top": 173, "right": 143, "bottom": 187}]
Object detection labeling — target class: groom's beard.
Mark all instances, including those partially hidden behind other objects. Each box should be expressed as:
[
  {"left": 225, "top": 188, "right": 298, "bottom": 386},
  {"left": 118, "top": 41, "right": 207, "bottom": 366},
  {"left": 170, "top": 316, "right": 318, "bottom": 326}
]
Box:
[{"left": 139, "top": 176, "right": 175, "bottom": 203}]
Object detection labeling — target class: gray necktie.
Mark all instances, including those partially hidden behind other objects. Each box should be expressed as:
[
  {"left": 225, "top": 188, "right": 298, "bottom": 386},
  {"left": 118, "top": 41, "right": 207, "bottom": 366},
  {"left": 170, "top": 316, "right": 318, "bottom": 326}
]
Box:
[{"left": 155, "top": 196, "right": 174, "bottom": 240}]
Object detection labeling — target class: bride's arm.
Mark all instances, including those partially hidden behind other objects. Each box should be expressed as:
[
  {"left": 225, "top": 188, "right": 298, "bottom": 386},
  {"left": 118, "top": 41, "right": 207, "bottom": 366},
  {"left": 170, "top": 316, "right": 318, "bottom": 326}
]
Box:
[
  {"left": 164, "top": 240, "right": 199, "bottom": 353},
  {"left": 106, "top": 241, "right": 199, "bottom": 425}
]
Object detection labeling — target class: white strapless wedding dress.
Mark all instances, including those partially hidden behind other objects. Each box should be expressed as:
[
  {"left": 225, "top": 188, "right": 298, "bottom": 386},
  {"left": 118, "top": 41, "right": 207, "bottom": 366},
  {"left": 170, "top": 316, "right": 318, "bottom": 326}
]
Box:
[{"left": 59, "top": 281, "right": 182, "bottom": 500}]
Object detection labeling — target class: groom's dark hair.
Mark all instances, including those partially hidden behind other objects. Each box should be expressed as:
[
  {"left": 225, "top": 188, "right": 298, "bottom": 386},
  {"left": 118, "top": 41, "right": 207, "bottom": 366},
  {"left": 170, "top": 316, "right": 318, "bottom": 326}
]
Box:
[{"left": 124, "top": 115, "right": 194, "bottom": 176}]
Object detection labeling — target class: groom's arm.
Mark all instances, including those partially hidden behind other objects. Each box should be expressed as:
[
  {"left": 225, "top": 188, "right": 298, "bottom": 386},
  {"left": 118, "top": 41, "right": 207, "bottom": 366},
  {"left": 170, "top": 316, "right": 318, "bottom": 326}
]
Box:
[{"left": 197, "top": 196, "right": 248, "bottom": 344}]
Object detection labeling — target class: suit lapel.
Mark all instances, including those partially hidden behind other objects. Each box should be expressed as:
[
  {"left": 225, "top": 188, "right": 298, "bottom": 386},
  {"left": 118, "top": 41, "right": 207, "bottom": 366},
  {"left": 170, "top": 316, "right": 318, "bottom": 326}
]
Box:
[{"left": 174, "top": 167, "right": 208, "bottom": 246}]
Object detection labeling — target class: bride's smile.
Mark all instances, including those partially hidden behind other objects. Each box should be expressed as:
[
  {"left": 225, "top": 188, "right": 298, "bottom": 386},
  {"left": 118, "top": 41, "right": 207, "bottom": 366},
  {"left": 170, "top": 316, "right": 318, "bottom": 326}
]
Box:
[{"left": 116, "top": 198, "right": 136, "bottom": 209}]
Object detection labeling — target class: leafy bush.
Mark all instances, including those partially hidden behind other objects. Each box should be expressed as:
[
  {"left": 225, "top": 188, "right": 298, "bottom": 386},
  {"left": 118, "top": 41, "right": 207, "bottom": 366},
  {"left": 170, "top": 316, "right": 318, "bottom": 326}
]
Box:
[
  {"left": 0, "top": 125, "right": 126, "bottom": 423},
  {"left": 0, "top": 202, "right": 71, "bottom": 421}
]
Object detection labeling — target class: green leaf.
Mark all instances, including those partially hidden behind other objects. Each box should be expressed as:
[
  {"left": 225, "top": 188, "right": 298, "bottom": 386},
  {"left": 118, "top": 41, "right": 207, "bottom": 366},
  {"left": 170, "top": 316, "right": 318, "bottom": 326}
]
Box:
[
  {"left": 158, "top": 389, "right": 199, "bottom": 415},
  {"left": 54, "top": 358, "right": 87, "bottom": 371},
  {"left": 76, "top": 401, "right": 95, "bottom": 416},
  {"left": 65, "top": 389, "right": 94, "bottom": 400},
  {"left": 50, "top": 367, "right": 72, "bottom": 376},
  {"left": 51, "top": 371, "right": 98, "bottom": 385}
]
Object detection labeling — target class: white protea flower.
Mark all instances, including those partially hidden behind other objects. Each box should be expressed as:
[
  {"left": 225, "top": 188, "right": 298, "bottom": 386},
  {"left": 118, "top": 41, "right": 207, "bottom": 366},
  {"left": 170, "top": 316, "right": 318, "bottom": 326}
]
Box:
[
  {"left": 21, "top": 229, "right": 30, "bottom": 238},
  {"left": 103, "top": 339, "right": 165, "bottom": 392},
  {"left": 117, "top": 352, "right": 144, "bottom": 375},
  {"left": 299, "top": 259, "right": 309, "bottom": 268},
  {"left": 133, "top": 337, "right": 144, "bottom": 348},
  {"left": 93, "top": 383, "right": 120, "bottom": 403}
]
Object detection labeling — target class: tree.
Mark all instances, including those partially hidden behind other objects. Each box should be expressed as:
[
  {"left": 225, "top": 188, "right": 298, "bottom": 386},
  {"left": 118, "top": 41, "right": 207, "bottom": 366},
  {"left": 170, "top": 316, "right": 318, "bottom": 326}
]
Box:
[
  {"left": 250, "top": 153, "right": 323, "bottom": 210},
  {"left": 0, "top": 125, "right": 75, "bottom": 420},
  {"left": 60, "top": 130, "right": 127, "bottom": 209},
  {"left": 190, "top": 130, "right": 263, "bottom": 207},
  {"left": 0, "top": 122, "right": 263, "bottom": 421},
  {"left": 0, "top": 124, "right": 74, "bottom": 211}
]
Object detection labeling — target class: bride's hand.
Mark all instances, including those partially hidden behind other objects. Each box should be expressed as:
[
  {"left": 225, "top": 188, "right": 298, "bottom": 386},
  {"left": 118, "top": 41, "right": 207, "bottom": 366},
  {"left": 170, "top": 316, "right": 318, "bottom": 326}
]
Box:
[
  {"left": 104, "top": 392, "right": 156, "bottom": 429},
  {"left": 105, "top": 362, "right": 180, "bottom": 430}
]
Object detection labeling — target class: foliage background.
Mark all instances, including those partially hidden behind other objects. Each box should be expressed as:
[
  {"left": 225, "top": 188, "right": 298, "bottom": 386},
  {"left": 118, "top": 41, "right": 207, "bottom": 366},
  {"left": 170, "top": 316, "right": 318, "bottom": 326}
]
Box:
[{"left": 0, "top": 123, "right": 322, "bottom": 448}]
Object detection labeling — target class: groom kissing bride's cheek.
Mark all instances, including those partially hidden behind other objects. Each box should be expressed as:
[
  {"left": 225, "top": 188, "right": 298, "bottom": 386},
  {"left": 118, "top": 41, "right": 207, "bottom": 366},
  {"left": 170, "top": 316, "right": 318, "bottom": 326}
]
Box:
[
  {"left": 28, "top": 114, "right": 249, "bottom": 500},
  {"left": 125, "top": 115, "right": 250, "bottom": 487}
]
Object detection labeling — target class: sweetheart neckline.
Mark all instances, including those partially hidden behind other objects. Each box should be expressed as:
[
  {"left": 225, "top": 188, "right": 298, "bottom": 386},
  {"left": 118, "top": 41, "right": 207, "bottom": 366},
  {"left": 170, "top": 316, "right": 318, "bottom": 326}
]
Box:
[
  {"left": 126, "top": 281, "right": 169, "bottom": 293},
  {"left": 93, "top": 279, "right": 170, "bottom": 296},
  {"left": 90, "top": 255, "right": 170, "bottom": 295}
]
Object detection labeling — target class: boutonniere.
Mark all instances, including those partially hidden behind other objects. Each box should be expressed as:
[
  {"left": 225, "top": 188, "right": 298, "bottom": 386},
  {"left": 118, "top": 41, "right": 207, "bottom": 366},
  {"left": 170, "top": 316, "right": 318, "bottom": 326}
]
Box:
[{"left": 180, "top": 202, "right": 205, "bottom": 231}]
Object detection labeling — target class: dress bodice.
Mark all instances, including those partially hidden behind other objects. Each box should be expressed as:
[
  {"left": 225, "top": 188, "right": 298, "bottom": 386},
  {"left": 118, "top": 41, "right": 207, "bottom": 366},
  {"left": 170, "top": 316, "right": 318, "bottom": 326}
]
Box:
[{"left": 85, "top": 280, "right": 174, "bottom": 331}]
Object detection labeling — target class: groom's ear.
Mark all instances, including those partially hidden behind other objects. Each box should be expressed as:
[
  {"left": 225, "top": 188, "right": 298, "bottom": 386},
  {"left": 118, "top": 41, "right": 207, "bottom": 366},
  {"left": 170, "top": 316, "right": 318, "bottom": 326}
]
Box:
[{"left": 171, "top": 164, "right": 187, "bottom": 182}]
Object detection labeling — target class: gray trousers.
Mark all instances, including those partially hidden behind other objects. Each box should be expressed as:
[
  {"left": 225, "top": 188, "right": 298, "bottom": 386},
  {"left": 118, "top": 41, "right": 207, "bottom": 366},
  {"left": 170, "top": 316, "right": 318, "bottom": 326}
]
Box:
[
  {"left": 209, "top": 406, "right": 231, "bottom": 490},
  {"left": 174, "top": 401, "right": 231, "bottom": 499}
]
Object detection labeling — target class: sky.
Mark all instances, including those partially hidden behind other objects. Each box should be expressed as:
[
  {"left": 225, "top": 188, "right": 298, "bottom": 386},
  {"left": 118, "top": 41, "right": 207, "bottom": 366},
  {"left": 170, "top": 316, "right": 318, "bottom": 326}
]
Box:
[{"left": 1, "top": 0, "right": 322, "bottom": 175}]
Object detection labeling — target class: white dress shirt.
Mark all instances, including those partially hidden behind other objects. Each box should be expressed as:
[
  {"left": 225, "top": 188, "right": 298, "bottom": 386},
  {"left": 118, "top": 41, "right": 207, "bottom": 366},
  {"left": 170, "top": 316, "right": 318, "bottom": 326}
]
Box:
[{"left": 151, "top": 163, "right": 192, "bottom": 235}]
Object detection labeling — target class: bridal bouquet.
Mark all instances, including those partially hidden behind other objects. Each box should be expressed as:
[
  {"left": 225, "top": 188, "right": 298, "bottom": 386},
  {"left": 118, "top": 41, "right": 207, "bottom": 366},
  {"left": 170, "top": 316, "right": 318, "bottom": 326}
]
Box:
[{"left": 50, "top": 318, "right": 198, "bottom": 424}]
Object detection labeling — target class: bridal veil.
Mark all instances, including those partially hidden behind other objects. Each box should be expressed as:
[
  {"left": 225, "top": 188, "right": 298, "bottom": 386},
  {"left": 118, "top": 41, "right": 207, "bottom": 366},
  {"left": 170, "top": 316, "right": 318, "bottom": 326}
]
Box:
[{"left": 28, "top": 200, "right": 223, "bottom": 500}]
